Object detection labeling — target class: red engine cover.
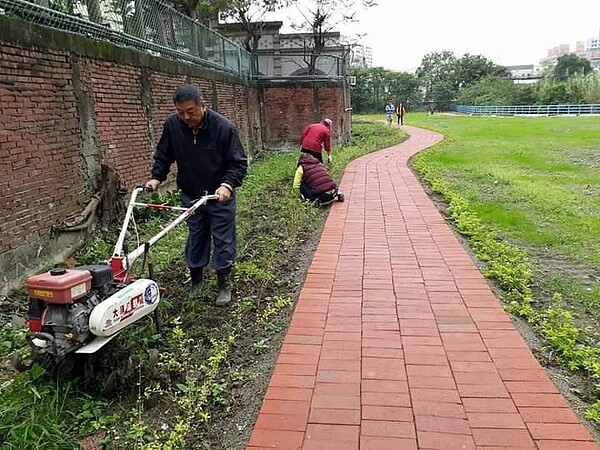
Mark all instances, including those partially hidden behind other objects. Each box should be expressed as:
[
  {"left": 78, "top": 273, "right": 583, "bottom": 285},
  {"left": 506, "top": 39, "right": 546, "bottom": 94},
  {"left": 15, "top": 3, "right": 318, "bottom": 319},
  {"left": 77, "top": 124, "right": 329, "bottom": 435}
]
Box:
[{"left": 26, "top": 268, "right": 92, "bottom": 304}]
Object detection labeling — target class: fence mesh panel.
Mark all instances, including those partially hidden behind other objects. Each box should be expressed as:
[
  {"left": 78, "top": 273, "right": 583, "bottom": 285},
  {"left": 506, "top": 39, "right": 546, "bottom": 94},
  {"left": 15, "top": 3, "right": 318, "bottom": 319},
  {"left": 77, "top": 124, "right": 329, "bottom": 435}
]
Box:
[{"left": 0, "top": 0, "right": 255, "bottom": 79}]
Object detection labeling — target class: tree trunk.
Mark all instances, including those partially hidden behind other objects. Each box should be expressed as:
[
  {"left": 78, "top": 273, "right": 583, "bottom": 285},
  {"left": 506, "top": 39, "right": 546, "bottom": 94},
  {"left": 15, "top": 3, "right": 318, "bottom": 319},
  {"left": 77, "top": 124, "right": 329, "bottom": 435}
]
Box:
[
  {"left": 189, "top": 9, "right": 200, "bottom": 56},
  {"left": 131, "top": 0, "right": 145, "bottom": 38},
  {"left": 309, "top": 53, "right": 318, "bottom": 75},
  {"left": 148, "top": 9, "right": 167, "bottom": 46},
  {"left": 85, "top": 0, "right": 103, "bottom": 24}
]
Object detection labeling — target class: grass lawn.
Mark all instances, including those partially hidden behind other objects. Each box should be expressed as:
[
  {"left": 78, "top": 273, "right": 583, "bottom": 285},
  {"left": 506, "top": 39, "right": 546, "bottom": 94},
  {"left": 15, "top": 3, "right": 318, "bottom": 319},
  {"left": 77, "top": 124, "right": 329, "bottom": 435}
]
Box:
[{"left": 409, "top": 113, "right": 600, "bottom": 264}]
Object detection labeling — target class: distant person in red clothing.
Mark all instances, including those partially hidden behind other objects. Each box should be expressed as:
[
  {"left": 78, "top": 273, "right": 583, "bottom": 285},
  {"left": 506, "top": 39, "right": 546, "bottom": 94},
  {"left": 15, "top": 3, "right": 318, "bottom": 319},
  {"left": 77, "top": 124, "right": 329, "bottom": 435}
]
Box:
[{"left": 299, "top": 118, "right": 333, "bottom": 164}]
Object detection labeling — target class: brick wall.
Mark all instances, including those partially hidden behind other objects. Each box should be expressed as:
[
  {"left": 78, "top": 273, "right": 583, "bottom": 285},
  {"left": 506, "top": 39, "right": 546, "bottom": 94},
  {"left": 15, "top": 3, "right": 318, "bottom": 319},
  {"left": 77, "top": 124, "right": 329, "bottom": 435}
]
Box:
[
  {"left": 0, "top": 15, "right": 349, "bottom": 291},
  {"left": 259, "top": 82, "right": 351, "bottom": 148},
  {"left": 89, "top": 60, "right": 154, "bottom": 189},
  {"left": 0, "top": 44, "right": 87, "bottom": 254}
]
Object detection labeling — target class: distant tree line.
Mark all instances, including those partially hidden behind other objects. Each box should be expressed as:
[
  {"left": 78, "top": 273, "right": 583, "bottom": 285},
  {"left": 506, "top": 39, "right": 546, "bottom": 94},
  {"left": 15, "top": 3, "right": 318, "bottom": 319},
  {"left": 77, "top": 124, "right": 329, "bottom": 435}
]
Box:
[{"left": 350, "top": 51, "right": 599, "bottom": 113}]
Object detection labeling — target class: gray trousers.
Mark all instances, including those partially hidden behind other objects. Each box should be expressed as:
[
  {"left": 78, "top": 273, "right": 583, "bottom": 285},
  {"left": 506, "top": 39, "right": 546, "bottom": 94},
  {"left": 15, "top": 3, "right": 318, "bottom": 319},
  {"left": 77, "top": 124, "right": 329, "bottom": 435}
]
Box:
[{"left": 181, "top": 192, "right": 237, "bottom": 272}]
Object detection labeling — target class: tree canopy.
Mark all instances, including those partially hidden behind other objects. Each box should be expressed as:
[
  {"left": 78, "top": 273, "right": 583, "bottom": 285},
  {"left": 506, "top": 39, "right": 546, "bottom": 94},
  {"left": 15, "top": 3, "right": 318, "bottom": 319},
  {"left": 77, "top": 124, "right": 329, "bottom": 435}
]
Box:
[
  {"left": 553, "top": 54, "right": 593, "bottom": 81},
  {"left": 415, "top": 51, "right": 508, "bottom": 108},
  {"left": 349, "top": 67, "right": 420, "bottom": 113}
]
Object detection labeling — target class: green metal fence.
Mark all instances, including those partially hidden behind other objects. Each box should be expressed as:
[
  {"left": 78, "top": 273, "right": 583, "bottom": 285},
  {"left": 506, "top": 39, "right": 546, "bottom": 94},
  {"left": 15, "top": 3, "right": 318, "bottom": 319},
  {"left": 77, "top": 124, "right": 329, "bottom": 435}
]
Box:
[
  {"left": 455, "top": 104, "right": 600, "bottom": 116},
  {"left": 0, "top": 0, "right": 255, "bottom": 79}
]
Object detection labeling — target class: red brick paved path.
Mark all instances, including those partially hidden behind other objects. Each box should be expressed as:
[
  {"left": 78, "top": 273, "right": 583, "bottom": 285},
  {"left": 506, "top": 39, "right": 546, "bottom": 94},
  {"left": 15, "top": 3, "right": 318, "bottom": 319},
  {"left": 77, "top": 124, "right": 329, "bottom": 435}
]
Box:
[{"left": 246, "top": 127, "right": 599, "bottom": 449}]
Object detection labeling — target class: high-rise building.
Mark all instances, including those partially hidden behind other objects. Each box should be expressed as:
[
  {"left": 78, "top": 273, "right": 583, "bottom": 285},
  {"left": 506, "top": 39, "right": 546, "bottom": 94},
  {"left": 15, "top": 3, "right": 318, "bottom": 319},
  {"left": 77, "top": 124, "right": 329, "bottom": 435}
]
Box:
[
  {"left": 350, "top": 45, "right": 373, "bottom": 68},
  {"left": 540, "top": 30, "right": 600, "bottom": 69}
]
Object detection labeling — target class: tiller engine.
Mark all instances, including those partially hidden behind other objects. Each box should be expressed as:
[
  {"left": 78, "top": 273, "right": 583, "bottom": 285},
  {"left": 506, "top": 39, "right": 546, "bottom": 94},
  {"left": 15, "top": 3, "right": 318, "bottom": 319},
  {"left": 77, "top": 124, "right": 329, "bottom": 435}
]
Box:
[{"left": 25, "top": 187, "right": 218, "bottom": 361}]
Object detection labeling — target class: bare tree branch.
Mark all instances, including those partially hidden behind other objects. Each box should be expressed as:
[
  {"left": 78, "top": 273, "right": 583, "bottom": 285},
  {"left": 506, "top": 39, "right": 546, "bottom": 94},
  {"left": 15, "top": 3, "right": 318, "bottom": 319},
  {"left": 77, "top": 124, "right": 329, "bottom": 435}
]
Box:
[{"left": 290, "top": 0, "right": 373, "bottom": 74}]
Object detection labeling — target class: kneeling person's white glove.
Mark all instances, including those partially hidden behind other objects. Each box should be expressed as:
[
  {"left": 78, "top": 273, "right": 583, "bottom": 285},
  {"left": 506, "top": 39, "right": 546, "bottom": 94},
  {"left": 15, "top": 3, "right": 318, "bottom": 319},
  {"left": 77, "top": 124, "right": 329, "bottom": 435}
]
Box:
[{"left": 327, "top": 154, "right": 332, "bottom": 164}]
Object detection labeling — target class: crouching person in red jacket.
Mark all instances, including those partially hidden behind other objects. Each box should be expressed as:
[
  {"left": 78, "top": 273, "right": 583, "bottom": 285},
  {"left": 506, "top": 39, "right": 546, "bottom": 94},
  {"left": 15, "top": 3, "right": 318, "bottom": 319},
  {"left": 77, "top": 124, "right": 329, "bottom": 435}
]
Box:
[{"left": 293, "top": 153, "right": 345, "bottom": 206}]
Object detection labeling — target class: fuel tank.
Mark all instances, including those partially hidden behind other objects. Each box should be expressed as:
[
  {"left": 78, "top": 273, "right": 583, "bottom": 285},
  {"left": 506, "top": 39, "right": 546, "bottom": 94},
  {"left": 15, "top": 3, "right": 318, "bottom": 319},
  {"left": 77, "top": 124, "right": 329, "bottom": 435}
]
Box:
[{"left": 26, "top": 268, "right": 92, "bottom": 304}]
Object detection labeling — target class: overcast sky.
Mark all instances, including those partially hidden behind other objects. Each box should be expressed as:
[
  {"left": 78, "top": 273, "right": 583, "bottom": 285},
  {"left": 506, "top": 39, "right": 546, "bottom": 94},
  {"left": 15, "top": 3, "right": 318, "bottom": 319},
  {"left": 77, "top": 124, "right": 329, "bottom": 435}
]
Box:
[{"left": 279, "top": 0, "right": 600, "bottom": 72}]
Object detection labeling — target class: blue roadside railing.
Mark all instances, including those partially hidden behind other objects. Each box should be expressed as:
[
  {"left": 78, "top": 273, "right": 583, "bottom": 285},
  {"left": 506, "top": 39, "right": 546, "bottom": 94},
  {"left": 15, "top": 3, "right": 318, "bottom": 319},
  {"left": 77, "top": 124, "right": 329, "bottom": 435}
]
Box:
[{"left": 454, "top": 104, "right": 600, "bottom": 116}]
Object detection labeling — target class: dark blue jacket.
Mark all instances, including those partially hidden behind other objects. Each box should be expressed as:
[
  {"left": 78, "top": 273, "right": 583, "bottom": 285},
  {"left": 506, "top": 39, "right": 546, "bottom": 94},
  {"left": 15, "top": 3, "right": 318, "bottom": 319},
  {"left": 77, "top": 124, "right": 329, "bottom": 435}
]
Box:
[{"left": 151, "top": 109, "right": 248, "bottom": 198}]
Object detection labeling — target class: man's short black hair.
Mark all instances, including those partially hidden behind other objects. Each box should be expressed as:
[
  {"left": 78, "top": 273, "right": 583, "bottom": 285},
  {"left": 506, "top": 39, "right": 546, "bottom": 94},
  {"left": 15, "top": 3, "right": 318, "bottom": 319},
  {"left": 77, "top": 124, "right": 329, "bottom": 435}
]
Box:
[{"left": 173, "top": 84, "right": 204, "bottom": 105}]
